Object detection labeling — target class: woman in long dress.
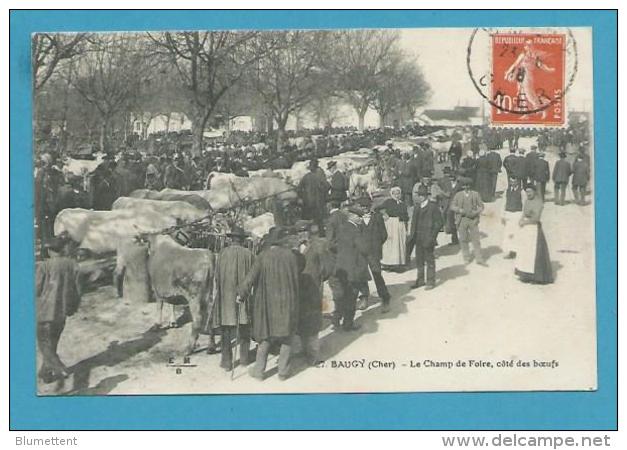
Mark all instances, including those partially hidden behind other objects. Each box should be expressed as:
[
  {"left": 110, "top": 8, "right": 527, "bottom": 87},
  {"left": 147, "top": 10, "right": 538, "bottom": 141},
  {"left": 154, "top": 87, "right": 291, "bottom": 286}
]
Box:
[
  {"left": 514, "top": 185, "right": 553, "bottom": 284},
  {"left": 380, "top": 186, "right": 409, "bottom": 271}
]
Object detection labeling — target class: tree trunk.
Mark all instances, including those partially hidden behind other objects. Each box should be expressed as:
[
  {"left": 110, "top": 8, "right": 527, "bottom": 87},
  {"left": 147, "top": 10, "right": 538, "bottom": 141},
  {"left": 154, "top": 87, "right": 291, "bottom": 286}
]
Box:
[
  {"left": 357, "top": 104, "right": 368, "bottom": 132},
  {"left": 276, "top": 115, "right": 289, "bottom": 153},
  {"left": 99, "top": 116, "right": 110, "bottom": 153},
  {"left": 379, "top": 111, "right": 386, "bottom": 130},
  {"left": 191, "top": 111, "right": 210, "bottom": 156}
]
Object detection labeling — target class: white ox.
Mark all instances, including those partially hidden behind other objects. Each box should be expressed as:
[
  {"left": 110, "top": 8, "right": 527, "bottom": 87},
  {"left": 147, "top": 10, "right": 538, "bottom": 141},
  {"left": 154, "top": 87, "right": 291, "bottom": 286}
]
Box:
[
  {"left": 54, "top": 208, "right": 177, "bottom": 254},
  {"left": 62, "top": 155, "right": 104, "bottom": 178},
  {"left": 350, "top": 168, "right": 378, "bottom": 197},
  {"left": 241, "top": 212, "right": 275, "bottom": 240},
  {"left": 112, "top": 197, "right": 207, "bottom": 223}
]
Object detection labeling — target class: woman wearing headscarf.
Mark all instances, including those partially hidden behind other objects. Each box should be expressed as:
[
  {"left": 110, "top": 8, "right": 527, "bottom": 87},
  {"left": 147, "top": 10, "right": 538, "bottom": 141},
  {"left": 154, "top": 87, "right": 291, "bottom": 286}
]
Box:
[
  {"left": 514, "top": 185, "right": 553, "bottom": 284},
  {"left": 380, "top": 186, "right": 409, "bottom": 271}
]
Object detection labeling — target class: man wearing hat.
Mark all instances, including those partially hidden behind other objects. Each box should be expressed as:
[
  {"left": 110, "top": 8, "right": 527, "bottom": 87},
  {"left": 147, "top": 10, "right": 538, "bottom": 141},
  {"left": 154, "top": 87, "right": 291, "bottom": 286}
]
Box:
[
  {"left": 164, "top": 154, "right": 186, "bottom": 189},
  {"left": 298, "top": 159, "right": 331, "bottom": 237},
  {"left": 36, "top": 235, "right": 82, "bottom": 383},
  {"left": 406, "top": 186, "right": 444, "bottom": 289},
  {"left": 334, "top": 205, "right": 371, "bottom": 330},
  {"left": 211, "top": 226, "right": 254, "bottom": 371},
  {"left": 532, "top": 152, "right": 550, "bottom": 200},
  {"left": 513, "top": 148, "right": 529, "bottom": 182},
  {"left": 450, "top": 177, "right": 487, "bottom": 266},
  {"left": 486, "top": 147, "right": 503, "bottom": 199},
  {"left": 237, "top": 227, "right": 300, "bottom": 380},
  {"left": 524, "top": 145, "right": 539, "bottom": 185},
  {"left": 572, "top": 154, "right": 591, "bottom": 205},
  {"left": 327, "top": 160, "right": 349, "bottom": 204},
  {"left": 552, "top": 152, "right": 572, "bottom": 206},
  {"left": 358, "top": 196, "right": 392, "bottom": 312},
  {"left": 448, "top": 139, "right": 463, "bottom": 173}
]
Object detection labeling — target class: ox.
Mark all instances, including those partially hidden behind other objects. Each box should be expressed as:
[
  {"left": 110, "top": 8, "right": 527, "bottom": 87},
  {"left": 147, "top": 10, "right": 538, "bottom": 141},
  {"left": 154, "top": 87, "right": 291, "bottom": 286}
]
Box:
[
  {"left": 112, "top": 197, "right": 207, "bottom": 223},
  {"left": 143, "top": 234, "right": 214, "bottom": 355},
  {"left": 350, "top": 168, "right": 378, "bottom": 198}
]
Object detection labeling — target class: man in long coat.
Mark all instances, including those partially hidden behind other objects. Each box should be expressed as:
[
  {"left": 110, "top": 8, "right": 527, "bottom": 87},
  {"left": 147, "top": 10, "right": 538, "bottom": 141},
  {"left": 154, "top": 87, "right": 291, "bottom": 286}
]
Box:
[
  {"left": 486, "top": 148, "right": 503, "bottom": 199},
  {"left": 36, "top": 236, "right": 81, "bottom": 383},
  {"left": 298, "top": 159, "right": 331, "bottom": 236},
  {"left": 237, "top": 227, "right": 300, "bottom": 380},
  {"left": 334, "top": 206, "right": 371, "bottom": 331},
  {"left": 406, "top": 186, "right": 444, "bottom": 289},
  {"left": 212, "top": 226, "right": 255, "bottom": 371},
  {"left": 448, "top": 139, "right": 463, "bottom": 172},
  {"left": 552, "top": 152, "right": 572, "bottom": 205},
  {"left": 294, "top": 222, "right": 334, "bottom": 366},
  {"left": 397, "top": 154, "right": 417, "bottom": 206},
  {"left": 475, "top": 150, "right": 493, "bottom": 202}
]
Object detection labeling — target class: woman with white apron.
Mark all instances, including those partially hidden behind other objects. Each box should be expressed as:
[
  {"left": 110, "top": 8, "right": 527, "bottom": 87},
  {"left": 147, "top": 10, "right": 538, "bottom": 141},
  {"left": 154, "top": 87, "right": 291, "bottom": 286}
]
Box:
[
  {"left": 514, "top": 185, "right": 553, "bottom": 284},
  {"left": 380, "top": 186, "right": 409, "bottom": 271}
]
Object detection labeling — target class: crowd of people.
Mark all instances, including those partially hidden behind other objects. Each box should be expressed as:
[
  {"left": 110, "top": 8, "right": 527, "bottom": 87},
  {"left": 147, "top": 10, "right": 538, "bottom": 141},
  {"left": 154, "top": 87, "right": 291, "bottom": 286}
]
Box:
[{"left": 35, "top": 121, "right": 593, "bottom": 384}]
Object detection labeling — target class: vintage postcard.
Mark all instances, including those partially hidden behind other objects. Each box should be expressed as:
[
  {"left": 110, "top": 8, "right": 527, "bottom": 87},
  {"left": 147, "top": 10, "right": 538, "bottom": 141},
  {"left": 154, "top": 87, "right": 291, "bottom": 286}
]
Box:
[{"left": 32, "top": 26, "right": 596, "bottom": 396}]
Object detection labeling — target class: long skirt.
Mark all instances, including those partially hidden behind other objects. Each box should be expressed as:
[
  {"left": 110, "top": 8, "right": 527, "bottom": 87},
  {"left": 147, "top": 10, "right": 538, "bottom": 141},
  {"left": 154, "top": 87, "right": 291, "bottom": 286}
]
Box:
[
  {"left": 381, "top": 217, "right": 407, "bottom": 266},
  {"left": 514, "top": 223, "right": 553, "bottom": 284}
]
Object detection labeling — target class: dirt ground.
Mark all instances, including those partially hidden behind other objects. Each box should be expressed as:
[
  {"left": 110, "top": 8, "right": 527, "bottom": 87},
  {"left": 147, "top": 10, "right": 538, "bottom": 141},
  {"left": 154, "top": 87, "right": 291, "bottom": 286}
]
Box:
[{"left": 38, "top": 141, "right": 597, "bottom": 396}]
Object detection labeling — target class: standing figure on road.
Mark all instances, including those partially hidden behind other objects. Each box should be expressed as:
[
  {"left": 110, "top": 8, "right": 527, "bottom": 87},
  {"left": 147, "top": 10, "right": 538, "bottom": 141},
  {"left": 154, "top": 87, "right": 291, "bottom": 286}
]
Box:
[
  {"left": 572, "top": 155, "right": 591, "bottom": 205},
  {"left": 212, "top": 226, "right": 255, "bottom": 371},
  {"left": 448, "top": 139, "right": 463, "bottom": 173},
  {"left": 327, "top": 161, "right": 349, "bottom": 204},
  {"left": 380, "top": 187, "right": 409, "bottom": 271},
  {"left": 334, "top": 206, "right": 371, "bottom": 332},
  {"left": 502, "top": 147, "right": 519, "bottom": 185},
  {"left": 475, "top": 149, "right": 493, "bottom": 202},
  {"left": 298, "top": 159, "right": 331, "bottom": 236},
  {"left": 406, "top": 186, "right": 444, "bottom": 290},
  {"left": 552, "top": 152, "right": 572, "bottom": 205},
  {"left": 450, "top": 178, "right": 487, "bottom": 266},
  {"left": 36, "top": 236, "right": 82, "bottom": 384},
  {"left": 237, "top": 227, "right": 300, "bottom": 381},
  {"left": 532, "top": 152, "right": 551, "bottom": 200},
  {"left": 514, "top": 185, "right": 553, "bottom": 284},
  {"left": 486, "top": 147, "right": 503, "bottom": 199},
  {"left": 359, "top": 197, "right": 392, "bottom": 312}
]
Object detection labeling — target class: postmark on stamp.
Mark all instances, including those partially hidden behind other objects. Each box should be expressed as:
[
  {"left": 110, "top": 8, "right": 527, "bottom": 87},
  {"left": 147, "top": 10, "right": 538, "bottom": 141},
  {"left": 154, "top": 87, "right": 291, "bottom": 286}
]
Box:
[{"left": 466, "top": 28, "right": 578, "bottom": 128}]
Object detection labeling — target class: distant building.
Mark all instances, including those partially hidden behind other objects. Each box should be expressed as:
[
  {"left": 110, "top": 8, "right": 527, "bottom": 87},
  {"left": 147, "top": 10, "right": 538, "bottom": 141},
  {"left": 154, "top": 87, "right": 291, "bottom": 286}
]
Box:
[
  {"left": 131, "top": 112, "right": 192, "bottom": 137},
  {"left": 418, "top": 106, "right": 483, "bottom": 127}
]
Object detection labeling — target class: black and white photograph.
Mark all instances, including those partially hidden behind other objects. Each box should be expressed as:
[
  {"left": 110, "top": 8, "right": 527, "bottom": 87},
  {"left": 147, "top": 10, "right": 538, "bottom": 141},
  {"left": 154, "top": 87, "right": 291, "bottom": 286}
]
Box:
[{"left": 32, "top": 26, "right": 596, "bottom": 396}]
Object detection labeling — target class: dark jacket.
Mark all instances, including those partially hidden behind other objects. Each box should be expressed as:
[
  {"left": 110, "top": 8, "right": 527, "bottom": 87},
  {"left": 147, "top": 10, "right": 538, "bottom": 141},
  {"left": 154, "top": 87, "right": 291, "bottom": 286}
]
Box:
[
  {"left": 532, "top": 158, "right": 550, "bottom": 183},
  {"left": 486, "top": 151, "right": 503, "bottom": 174},
  {"left": 552, "top": 159, "right": 572, "bottom": 183},
  {"left": 328, "top": 171, "right": 349, "bottom": 203},
  {"left": 335, "top": 221, "right": 371, "bottom": 283},
  {"left": 407, "top": 201, "right": 443, "bottom": 253},
  {"left": 363, "top": 211, "right": 388, "bottom": 271},
  {"left": 572, "top": 160, "right": 590, "bottom": 186}
]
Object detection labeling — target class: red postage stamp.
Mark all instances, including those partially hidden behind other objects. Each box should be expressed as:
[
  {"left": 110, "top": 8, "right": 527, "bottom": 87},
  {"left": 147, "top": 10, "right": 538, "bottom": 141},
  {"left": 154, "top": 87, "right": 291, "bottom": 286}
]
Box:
[{"left": 490, "top": 33, "right": 566, "bottom": 126}]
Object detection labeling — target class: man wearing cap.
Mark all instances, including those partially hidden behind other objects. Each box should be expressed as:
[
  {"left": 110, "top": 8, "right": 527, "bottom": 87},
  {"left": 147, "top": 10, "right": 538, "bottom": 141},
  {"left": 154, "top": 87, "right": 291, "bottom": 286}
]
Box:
[
  {"left": 438, "top": 172, "right": 463, "bottom": 245},
  {"left": 211, "top": 226, "right": 254, "bottom": 371},
  {"left": 502, "top": 147, "right": 520, "bottom": 187},
  {"left": 298, "top": 159, "right": 331, "bottom": 237},
  {"left": 552, "top": 152, "right": 572, "bottom": 206},
  {"left": 407, "top": 186, "right": 444, "bottom": 289},
  {"left": 237, "top": 227, "right": 300, "bottom": 380},
  {"left": 459, "top": 151, "right": 477, "bottom": 188},
  {"left": 327, "top": 160, "right": 349, "bottom": 204},
  {"left": 450, "top": 178, "right": 487, "bottom": 266},
  {"left": 334, "top": 206, "right": 371, "bottom": 331},
  {"left": 513, "top": 148, "right": 528, "bottom": 182},
  {"left": 532, "top": 152, "right": 550, "bottom": 200},
  {"left": 36, "top": 236, "right": 82, "bottom": 383}
]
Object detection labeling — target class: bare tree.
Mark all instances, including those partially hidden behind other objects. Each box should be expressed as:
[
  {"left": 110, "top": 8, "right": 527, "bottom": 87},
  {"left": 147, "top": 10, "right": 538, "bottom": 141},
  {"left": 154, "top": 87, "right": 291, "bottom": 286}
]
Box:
[
  {"left": 32, "top": 33, "right": 88, "bottom": 92},
  {"left": 70, "top": 34, "right": 150, "bottom": 152},
  {"left": 148, "top": 31, "right": 264, "bottom": 154},
  {"left": 371, "top": 58, "right": 431, "bottom": 129},
  {"left": 328, "top": 30, "right": 401, "bottom": 131},
  {"left": 253, "top": 31, "right": 330, "bottom": 151}
]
